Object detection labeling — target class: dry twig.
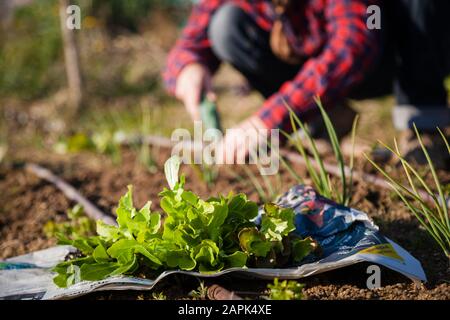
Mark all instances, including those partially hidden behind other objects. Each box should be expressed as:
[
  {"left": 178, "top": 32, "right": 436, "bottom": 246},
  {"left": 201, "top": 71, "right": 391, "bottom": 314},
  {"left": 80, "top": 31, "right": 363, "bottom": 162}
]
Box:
[{"left": 25, "top": 163, "right": 116, "bottom": 225}]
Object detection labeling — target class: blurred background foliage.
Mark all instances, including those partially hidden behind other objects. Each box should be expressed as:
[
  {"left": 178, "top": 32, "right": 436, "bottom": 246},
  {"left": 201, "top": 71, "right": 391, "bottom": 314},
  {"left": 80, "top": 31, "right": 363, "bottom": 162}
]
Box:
[
  {"left": 0, "top": 0, "right": 191, "bottom": 101},
  {"left": 0, "top": 0, "right": 62, "bottom": 100},
  {"left": 89, "top": 0, "right": 189, "bottom": 33}
]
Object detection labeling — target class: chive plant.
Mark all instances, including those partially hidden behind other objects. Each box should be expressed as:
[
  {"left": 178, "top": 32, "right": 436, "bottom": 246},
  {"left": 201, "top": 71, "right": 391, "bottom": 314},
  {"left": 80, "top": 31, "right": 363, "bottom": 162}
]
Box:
[
  {"left": 281, "top": 97, "right": 358, "bottom": 206},
  {"left": 241, "top": 164, "right": 282, "bottom": 203},
  {"left": 365, "top": 125, "right": 450, "bottom": 261}
]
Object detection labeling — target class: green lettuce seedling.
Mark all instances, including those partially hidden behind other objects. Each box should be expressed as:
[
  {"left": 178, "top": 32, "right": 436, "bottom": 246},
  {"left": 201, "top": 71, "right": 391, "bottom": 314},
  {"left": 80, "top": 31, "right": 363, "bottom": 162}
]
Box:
[{"left": 52, "top": 156, "right": 317, "bottom": 287}]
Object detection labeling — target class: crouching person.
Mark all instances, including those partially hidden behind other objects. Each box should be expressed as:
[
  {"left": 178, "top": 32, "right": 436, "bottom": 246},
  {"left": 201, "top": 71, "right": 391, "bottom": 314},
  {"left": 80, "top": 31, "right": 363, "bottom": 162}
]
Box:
[{"left": 163, "top": 0, "right": 449, "bottom": 168}]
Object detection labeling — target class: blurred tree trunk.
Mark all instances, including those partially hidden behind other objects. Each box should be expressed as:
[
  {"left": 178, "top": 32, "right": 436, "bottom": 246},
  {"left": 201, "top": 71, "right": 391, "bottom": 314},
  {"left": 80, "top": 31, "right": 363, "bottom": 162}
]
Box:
[{"left": 58, "top": 0, "right": 84, "bottom": 114}]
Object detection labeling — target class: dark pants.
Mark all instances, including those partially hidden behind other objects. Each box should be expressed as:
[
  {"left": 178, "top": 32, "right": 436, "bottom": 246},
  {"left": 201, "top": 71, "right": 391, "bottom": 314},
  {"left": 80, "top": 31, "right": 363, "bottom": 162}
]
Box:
[{"left": 208, "top": 1, "right": 450, "bottom": 131}]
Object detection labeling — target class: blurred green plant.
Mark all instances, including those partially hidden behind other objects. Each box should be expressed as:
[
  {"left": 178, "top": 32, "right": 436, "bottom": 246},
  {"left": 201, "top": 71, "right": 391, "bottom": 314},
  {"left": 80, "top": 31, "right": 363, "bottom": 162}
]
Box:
[
  {"left": 54, "top": 131, "right": 121, "bottom": 164},
  {"left": 135, "top": 105, "right": 158, "bottom": 173},
  {"left": 89, "top": 0, "right": 155, "bottom": 32},
  {"left": 151, "top": 292, "right": 167, "bottom": 300},
  {"left": 266, "top": 278, "right": 305, "bottom": 300},
  {"left": 241, "top": 164, "right": 282, "bottom": 203},
  {"left": 190, "top": 163, "right": 219, "bottom": 190},
  {"left": 87, "top": 0, "right": 190, "bottom": 32},
  {"left": 0, "top": 0, "right": 62, "bottom": 99},
  {"left": 44, "top": 204, "right": 96, "bottom": 239},
  {"left": 188, "top": 281, "right": 208, "bottom": 300}
]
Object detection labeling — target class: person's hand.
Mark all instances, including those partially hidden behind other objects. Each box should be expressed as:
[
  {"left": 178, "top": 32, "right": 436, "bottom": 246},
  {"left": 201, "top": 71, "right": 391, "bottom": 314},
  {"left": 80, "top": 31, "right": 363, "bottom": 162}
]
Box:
[
  {"left": 215, "top": 115, "right": 270, "bottom": 164},
  {"left": 175, "top": 63, "right": 214, "bottom": 121}
]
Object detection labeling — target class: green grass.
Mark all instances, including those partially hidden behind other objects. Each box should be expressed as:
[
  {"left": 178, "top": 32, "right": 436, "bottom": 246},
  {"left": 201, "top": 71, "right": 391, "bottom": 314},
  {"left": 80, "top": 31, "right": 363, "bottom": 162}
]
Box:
[{"left": 365, "top": 125, "right": 450, "bottom": 260}]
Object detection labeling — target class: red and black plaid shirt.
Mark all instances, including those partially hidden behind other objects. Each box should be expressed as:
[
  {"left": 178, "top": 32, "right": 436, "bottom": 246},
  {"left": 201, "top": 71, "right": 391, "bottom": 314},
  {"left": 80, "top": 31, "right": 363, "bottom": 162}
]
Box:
[{"left": 163, "top": 0, "right": 380, "bottom": 131}]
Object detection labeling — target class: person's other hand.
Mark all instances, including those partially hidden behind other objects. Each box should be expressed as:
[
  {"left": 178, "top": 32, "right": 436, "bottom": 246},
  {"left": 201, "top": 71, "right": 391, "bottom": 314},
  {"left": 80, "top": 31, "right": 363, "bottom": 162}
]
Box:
[
  {"left": 175, "top": 63, "right": 214, "bottom": 121},
  {"left": 215, "top": 115, "right": 269, "bottom": 164}
]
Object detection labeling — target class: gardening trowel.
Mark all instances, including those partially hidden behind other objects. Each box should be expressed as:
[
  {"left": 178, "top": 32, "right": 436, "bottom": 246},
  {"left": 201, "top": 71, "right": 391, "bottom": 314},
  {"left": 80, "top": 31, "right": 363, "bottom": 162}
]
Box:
[
  {"left": 195, "top": 95, "right": 221, "bottom": 186},
  {"left": 200, "top": 95, "right": 222, "bottom": 133}
]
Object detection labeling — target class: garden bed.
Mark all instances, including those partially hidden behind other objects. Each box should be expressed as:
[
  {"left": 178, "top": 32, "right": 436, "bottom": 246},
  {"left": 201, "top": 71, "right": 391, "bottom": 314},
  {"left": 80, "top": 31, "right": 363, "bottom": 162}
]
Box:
[{"left": 1, "top": 147, "right": 448, "bottom": 300}]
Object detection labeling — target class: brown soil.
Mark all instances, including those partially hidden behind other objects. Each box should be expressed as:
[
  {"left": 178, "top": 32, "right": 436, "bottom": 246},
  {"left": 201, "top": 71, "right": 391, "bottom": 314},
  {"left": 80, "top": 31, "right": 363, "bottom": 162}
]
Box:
[{"left": 0, "top": 147, "right": 449, "bottom": 300}]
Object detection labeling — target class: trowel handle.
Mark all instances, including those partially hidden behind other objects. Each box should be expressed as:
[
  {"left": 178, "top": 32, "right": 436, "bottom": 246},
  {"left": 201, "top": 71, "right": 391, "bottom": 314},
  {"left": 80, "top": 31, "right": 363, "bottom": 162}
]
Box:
[{"left": 200, "top": 95, "right": 222, "bottom": 132}]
